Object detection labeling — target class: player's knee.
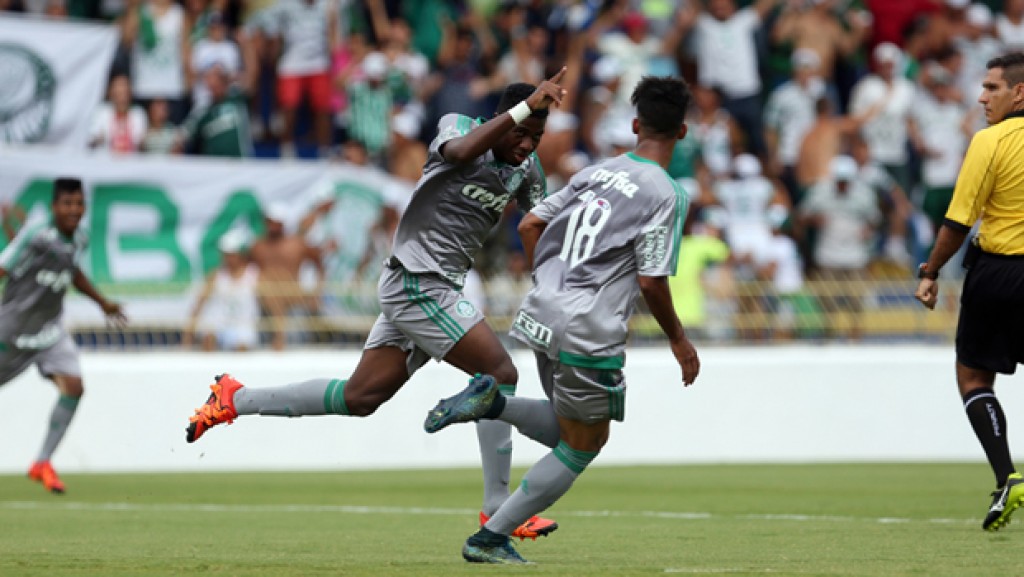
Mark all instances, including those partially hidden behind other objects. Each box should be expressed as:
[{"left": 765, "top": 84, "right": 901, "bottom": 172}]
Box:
[
  {"left": 576, "top": 435, "right": 608, "bottom": 454},
  {"left": 490, "top": 359, "right": 518, "bottom": 388},
  {"left": 58, "top": 378, "right": 84, "bottom": 398},
  {"left": 342, "top": 385, "right": 388, "bottom": 417},
  {"left": 342, "top": 392, "right": 380, "bottom": 417}
]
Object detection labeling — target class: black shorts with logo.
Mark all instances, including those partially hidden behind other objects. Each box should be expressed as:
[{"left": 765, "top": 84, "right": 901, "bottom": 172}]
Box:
[{"left": 956, "top": 251, "right": 1024, "bottom": 374}]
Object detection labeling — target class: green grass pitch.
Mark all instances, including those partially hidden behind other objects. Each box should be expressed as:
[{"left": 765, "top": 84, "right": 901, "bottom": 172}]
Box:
[{"left": 0, "top": 463, "right": 1019, "bottom": 576}]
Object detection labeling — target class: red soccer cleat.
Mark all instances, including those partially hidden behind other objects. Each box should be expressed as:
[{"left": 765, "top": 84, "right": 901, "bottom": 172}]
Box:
[
  {"left": 186, "top": 374, "right": 244, "bottom": 443},
  {"left": 28, "top": 461, "right": 65, "bottom": 494},
  {"left": 480, "top": 511, "right": 559, "bottom": 541}
]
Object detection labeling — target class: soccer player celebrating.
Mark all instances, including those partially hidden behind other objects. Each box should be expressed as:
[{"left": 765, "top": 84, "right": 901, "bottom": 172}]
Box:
[
  {"left": 185, "top": 70, "right": 569, "bottom": 540},
  {"left": 0, "top": 178, "right": 127, "bottom": 494},
  {"left": 424, "top": 76, "right": 701, "bottom": 564}
]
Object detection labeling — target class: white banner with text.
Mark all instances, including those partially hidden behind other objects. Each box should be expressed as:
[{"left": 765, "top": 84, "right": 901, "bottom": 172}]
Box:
[{"left": 0, "top": 147, "right": 391, "bottom": 322}]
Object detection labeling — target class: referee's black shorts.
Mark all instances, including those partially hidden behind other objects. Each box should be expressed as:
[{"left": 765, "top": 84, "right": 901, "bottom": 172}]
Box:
[{"left": 956, "top": 251, "right": 1024, "bottom": 374}]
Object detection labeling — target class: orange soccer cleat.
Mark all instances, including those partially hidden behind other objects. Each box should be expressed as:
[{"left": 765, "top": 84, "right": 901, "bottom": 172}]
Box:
[
  {"left": 480, "top": 511, "right": 559, "bottom": 541},
  {"left": 28, "top": 461, "right": 65, "bottom": 494},
  {"left": 186, "top": 374, "right": 244, "bottom": 443}
]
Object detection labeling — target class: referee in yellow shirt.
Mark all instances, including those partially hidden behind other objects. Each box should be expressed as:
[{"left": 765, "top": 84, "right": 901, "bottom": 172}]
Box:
[{"left": 915, "top": 52, "right": 1024, "bottom": 532}]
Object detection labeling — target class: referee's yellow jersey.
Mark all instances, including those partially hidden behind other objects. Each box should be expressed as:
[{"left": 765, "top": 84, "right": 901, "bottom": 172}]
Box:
[{"left": 946, "top": 110, "right": 1024, "bottom": 255}]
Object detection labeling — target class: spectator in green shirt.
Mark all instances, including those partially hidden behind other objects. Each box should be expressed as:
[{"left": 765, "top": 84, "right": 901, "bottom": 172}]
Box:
[{"left": 176, "top": 65, "right": 252, "bottom": 158}]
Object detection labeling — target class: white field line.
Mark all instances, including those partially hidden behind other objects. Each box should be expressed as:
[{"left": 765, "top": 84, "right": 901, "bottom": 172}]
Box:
[{"left": 0, "top": 500, "right": 974, "bottom": 526}]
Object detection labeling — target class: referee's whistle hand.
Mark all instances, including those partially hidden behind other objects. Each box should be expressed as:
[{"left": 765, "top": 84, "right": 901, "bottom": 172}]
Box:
[{"left": 915, "top": 279, "right": 938, "bottom": 310}]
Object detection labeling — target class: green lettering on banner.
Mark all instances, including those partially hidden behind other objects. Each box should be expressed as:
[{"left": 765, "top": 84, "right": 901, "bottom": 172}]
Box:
[
  {"left": 1, "top": 179, "right": 53, "bottom": 253},
  {"left": 199, "top": 190, "right": 266, "bottom": 274},
  {"left": 90, "top": 184, "right": 191, "bottom": 287}
]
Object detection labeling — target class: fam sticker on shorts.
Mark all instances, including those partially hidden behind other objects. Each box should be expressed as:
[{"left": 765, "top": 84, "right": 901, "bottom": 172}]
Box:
[{"left": 455, "top": 300, "right": 477, "bottom": 318}]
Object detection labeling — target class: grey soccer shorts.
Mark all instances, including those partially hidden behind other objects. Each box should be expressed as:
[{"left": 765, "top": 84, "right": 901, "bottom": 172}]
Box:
[
  {"left": 0, "top": 333, "right": 82, "bottom": 386},
  {"left": 534, "top": 351, "right": 626, "bottom": 424},
  {"left": 365, "top": 264, "right": 485, "bottom": 375}
]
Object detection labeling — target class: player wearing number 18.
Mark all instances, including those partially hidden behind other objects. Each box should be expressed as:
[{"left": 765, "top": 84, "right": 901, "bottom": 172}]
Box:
[{"left": 425, "top": 76, "right": 701, "bottom": 564}]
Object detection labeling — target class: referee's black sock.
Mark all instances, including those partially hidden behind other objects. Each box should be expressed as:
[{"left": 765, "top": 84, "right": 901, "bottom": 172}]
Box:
[{"left": 963, "top": 387, "right": 1017, "bottom": 487}]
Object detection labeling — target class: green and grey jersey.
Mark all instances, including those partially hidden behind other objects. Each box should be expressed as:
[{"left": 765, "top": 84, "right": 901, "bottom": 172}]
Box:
[
  {"left": 179, "top": 88, "right": 252, "bottom": 158},
  {"left": 390, "top": 113, "right": 546, "bottom": 288},
  {"left": 0, "top": 224, "right": 86, "bottom": 349},
  {"left": 512, "top": 152, "right": 687, "bottom": 367}
]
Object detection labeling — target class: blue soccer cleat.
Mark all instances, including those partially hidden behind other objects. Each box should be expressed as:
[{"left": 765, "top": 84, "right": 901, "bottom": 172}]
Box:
[{"left": 423, "top": 374, "right": 499, "bottom": 433}]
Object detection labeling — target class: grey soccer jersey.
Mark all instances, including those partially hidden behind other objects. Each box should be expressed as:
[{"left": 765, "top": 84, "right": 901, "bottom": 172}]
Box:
[
  {"left": 390, "top": 113, "right": 546, "bottom": 287},
  {"left": 512, "top": 152, "right": 687, "bottom": 365},
  {"left": 0, "top": 224, "right": 87, "bottom": 350}
]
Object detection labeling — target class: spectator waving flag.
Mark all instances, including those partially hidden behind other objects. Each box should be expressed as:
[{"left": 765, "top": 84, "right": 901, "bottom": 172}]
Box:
[{"left": 0, "top": 14, "right": 117, "bottom": 149}]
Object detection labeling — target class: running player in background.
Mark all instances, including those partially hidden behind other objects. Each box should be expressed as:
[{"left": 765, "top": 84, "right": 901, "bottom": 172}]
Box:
[
  {"left": 185, "top": 70, "right": 569, "bottom": 540},
  {"left": 0, "top": 178, "right": 127, "bottom": 494},
  {"left": 424, "top": 76, "right": 701, "bottom": 564}
]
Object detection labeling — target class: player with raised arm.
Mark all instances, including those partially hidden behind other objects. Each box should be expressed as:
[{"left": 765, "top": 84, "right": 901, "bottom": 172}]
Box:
[
  {"left": 184, "top": 70, "right": 569, "bottom": 540},
  {"left": 424, "top": 76, "right": 701, "bottom": 564},
  {"left": 0, "top": 178, "right": 127, "bottom": 494}
]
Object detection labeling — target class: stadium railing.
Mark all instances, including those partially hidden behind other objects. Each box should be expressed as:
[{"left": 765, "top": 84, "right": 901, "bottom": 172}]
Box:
[{"left": 67, "top": 275, "right": 959, "bottom": 350}]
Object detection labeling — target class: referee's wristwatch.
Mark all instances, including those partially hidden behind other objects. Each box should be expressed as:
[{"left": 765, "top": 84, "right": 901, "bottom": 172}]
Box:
[{"left": 917, "top": 263, "right": 939, "bottom": 280}]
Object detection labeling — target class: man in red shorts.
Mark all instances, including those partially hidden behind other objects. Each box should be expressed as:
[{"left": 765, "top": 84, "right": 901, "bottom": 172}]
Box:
[{"left": 260, "top": 0, "right": 337, "bottom": 158}]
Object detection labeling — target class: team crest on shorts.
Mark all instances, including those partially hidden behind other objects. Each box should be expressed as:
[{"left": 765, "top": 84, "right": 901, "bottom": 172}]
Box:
[{"left": 455, "top": 300, "right": 476, "bottom": 318}]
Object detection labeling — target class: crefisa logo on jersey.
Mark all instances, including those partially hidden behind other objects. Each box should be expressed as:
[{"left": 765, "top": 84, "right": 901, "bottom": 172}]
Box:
[
  {"left": 591, "top": 168, "right": 638, "bottom": 198},
  {"left": 0, "top": 43, "right": 56, "bottom": 144},
  {"left": 461, "top": 184, "right": 512, "bottom": 212}
]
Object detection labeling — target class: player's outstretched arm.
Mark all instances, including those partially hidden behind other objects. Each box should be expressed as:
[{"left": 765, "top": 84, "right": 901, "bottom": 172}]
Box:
[
  {"left": 73, "top": 268, "right": 127, "bottom": 328},
  {"left": 442, "top": 67, "right": 568, "bottom": 164},
  {"left": 639, "top": 275, "right": 699, "bottom": 386}
]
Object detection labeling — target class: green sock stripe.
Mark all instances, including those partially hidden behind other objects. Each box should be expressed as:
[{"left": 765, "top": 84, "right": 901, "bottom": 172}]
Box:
[
  {"left": 498, "top": 384, "right": 516, "bottom": 396},
  {"left": 322, "top": 379, "right": 350, "bottom": 415},
  {"left": 322, "top": 379, "right": 338, "bottom": 413},
  {"left": 404, "top": 272, "right": 463, "bottom": 341},
  {"left": 553, "top": 441, "right": 599, "bottom": 475},
  {"left": 57, "top": 395, "right": 80, "bottom": 410}
]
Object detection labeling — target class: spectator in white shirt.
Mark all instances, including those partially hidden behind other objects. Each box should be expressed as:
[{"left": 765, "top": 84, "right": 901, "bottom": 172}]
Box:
[
  {"left": 714, "top": 153, "right": 790, "bottom": 276},
  {"left": 799, "top": 155, "right": 881, "bottom": 340},
  {"left": 140, "top": 98, "right": 179, "bottom": 154},
  {"left": 681, "top": 0, "right": 783, "bottom": 156},
  {"left": 754, "top": 205, "right": 808, "bottom": 340},
  {"left": 190, "top": 12, "right": 242, "bottom": 108},
  {"left": 89, "top": 74, "right": 148, "bottom": 153},
  {"left": 121, "top": 0, "right": 191, "bottom": 123},
  {"left": 764, "top": 48, "right": 826, "bottom": 201},
  {"left": 910, "top": 62, "right": 973, "bottom": 237},
  {"left": 258, "top": 0, "right": 338, "bottom": 158},
  {"left": 956, "top": 4, "right": 1002, "bottom": 132},
  {"left": 593, "top": 9, "right": 689, "bottom": 107},
  {"left": 849, "top": 42, "right": 916, "bottom": 193},
  {"left": 996, "top": 0, "right": 1024, "bottom": 52}
]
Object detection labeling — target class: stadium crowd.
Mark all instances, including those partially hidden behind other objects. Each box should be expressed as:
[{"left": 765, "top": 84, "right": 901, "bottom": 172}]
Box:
[{"left": 2, "top": 0, "right": 1018, "bottom": 346}]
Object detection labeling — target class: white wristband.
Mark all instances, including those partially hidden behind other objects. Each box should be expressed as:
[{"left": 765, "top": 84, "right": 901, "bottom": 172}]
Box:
[{"left": 508, "top": 101, "right": 532, "bottom": 125}]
